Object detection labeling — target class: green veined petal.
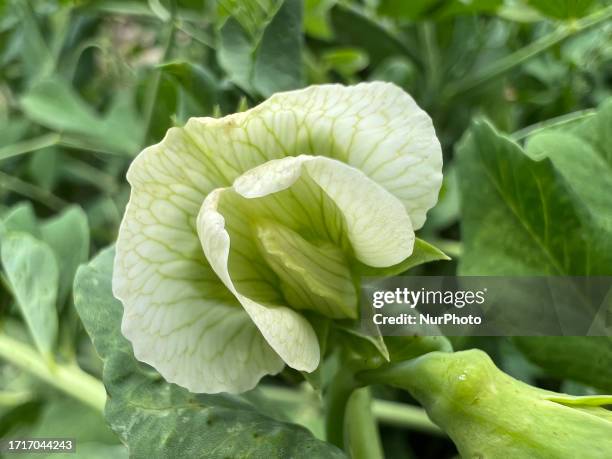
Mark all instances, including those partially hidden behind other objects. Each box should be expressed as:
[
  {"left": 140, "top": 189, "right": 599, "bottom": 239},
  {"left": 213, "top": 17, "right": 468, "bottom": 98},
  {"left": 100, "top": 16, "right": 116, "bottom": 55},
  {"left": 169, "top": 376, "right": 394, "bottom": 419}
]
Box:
[
  {"left": 113, "top": 129, "right": 284, "bottom": 394},
  {"left": 114, "top": 82, "right": 441, "bottom": 394},
  {"left": 254, "top": 219, "right": 357, "bottom": 319},
  {"left": 234, "top": 155, "right": 415, "bottom": 267},
  {"left": 184, "top": 82, "right": 441, "bottom": 227},
  {"left": 197, "top": 188, "right": 320, "bottom": 373}
]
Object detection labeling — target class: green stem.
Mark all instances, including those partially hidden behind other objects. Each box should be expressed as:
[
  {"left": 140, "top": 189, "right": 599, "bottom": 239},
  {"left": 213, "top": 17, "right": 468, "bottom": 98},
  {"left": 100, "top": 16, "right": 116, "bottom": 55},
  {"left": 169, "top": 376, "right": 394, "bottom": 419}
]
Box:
[
  {"left": 345, "top": 388, "right": 384, "bottom": 459},
  {"left": 0, "top": 133, "right": 60, "bottom": 162},
  {"left": 0, "top": 390, "right": 32, "bottom": 407},
  {"left": 0, "top": 333, "right": 106, "bottom": 413},
  {"left": 0, "top": 170, "right": 67, "bottom": 211},
  {"left": 260, "top": 385, "right": 443, "bottom": 435},
  {"left": 324, "top": 368, "right": 357, "bottom": 449},
  {"left": 372, "top": 399, "right": 441, "bottom": 436},
  {"left": 445, "top": 5, "right": 612, "bottom": 98},
  {"left": 420, "top": 21, "right": 441, "bottom": 106}
]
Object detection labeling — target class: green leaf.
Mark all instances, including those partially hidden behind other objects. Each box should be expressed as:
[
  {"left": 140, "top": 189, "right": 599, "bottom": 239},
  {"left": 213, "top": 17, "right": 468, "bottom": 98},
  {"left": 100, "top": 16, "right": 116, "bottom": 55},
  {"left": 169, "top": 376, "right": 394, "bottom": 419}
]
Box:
[
  {"left": 330, "top": 5, "right": 405, "bottom": 67},
  {"left": 73, "top": 247, "right": 346, "bottom": 459},
  {"left": 253, "top": 0, "right": 304, "bottom": 96},
  {"left": 1, "top": 232, "right": 59, "bottom": 358},
  {"left": 526, "top": 0, "right": 595, "bottom": 19},
  {"left": 254, "top": 220, "right": 358, "bottom": 319},
  {"left": 514, "top": 336, "right": 612, "bottom": 392},
  {"left": 378, "top": 0, "right": 502, "bottom": 20},
  {"left": 526, "top": 131, "right": 612, "bottom": 232},
  {"left": 40, "top": 206, "right": 89, "bottom": 307},
  {"left": 457, "top": 120, "right": 611, "bottom": 276},
  {"left": 355, "top": 239, "right": 449, "bottom": 277},
  {"left": 321, "top": 47, "right": 369, "bottom": 78},
  {"left": 20, "top": 77, "right": 142, "bottom": 156},
  {"left": 304, "top": 0, "right": 336, "bottom": 40},
  {"left": 0, "top": 203, "right": 40, "bottom": 239},
  {"left": 217, "top": 16, "right": 256, "bottom": 93},
  {"left": 218, "top": 0, "right": 283, "bottom": 39},
  {"left": 14, "top": 1, "right": 54, "bottom": 84},
  {"left": 12, "top": 398, "right": 127, "bottom": 459},
  {"left": 217, "top": 0, "right": 304, "bottom": 97},
  {"left": 459, "top": 119, "right": 612, "bottom": 392},
  {"left": 158, "top": 61, "right": 220, "bottom": 114}
]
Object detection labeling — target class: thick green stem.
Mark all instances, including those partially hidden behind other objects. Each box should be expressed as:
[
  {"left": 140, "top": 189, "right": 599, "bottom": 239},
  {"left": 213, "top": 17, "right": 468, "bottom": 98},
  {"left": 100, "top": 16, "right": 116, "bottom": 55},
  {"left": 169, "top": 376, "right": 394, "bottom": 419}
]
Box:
[
  {"left": 372, "top": 399, "right": 441, "bottom": 436},
  {"left": 260, "top": 385, "right": 443, "bottom": 435},
  {"left": 445, "top": 5, "right": 612, "bottom": 98},
  {"left": 345, "top": 388, "right": 384, "bottom": 459},
  {"left": 324, "top": 368, "right": 357, "bottom": 449},
  {"left": 0, "top": 333, "right": 106, "bottom": 413}
]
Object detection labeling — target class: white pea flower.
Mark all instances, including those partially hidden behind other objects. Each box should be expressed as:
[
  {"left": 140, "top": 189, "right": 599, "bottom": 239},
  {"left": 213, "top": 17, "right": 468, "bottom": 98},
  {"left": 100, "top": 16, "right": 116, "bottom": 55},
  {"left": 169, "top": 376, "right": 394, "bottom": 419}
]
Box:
[{"left": 113, "top": 82, "right": 442, "bottom": 393}]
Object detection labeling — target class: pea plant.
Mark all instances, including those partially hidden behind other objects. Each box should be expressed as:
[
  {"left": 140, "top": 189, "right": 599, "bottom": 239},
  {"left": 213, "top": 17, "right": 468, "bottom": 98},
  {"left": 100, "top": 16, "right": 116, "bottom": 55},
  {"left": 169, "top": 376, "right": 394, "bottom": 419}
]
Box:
[{"left": 0, "top": 1, "right": 611, "bottom": 458}]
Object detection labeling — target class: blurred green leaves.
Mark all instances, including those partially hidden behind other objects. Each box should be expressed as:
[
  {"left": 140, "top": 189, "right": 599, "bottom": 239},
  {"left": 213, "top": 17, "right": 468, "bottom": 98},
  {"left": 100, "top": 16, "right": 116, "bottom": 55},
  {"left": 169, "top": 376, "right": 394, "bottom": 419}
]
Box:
[
  {"left": 0, "top": 203, "right": 89, "bottom": 361},
  {"left": 20, "top": 77, "right": 143, "bottom": 156},
  {"left": 39, "top": 206, "right": 89, "bottom": 306},
  {"left": 378, "top": 0, "right": 503, "bottom": 20},
  {"left": 218, "top": 0, "right": 304, "bottom": 97},
  {"left": 1, "top": 233, "right": 59, "bottom": 358},
  {"left": 0, "top": 0, "right": 611, "bottom": 455},
  {"left": 74, "top": 247, "right": 347, "bottom": 459},
  {"left": 526, "top": 0, "right": 596, "bottom": 19}
]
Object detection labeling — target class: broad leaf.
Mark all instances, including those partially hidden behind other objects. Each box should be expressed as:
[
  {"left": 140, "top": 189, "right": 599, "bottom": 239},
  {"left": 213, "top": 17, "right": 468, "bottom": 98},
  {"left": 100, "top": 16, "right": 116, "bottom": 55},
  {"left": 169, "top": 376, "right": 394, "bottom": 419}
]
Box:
[
  {"left": 11, "top": 398, "right": 127, "bottom": 459},
  {"left": 458, "top": 120, "right": 611, "bottom": 276},
  {"left": 158, "top": 61, "right": 220, "bottom": 114},
  {"left": 0, "top": 203, "right": 40, "bottom": 238},
  {"left": 1, "top": 232, "right": 59, "bottom": 358},
  {"left": 252, "top": 0, "right": 304, "bottom": 97},
  {"left": 525, "top": 100, "right": 612, "bottom": 233},
  {"left": 458, "top": 119, "right": 612, "bottom": 388},
  {"left": 217, "top": 0, "right": 303, "bottom": 97},
  {"left": 514, "top": 336, "right": 612, "bottom": 392},
  {"left": 73, "top": 247, "right": 346, "bottom": 459},
  {"left": 40, "top": 206, "right": 90, "bottom": 307},
  {"left": 20, "top": 77, "right": 142, "bottom": 155}
]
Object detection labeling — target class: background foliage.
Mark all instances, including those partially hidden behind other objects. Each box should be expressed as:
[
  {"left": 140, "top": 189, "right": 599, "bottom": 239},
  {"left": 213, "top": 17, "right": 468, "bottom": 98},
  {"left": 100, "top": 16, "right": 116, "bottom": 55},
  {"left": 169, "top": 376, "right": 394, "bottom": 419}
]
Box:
[{"left": 0, "top": 0, "right": 611, "bottom": 457}]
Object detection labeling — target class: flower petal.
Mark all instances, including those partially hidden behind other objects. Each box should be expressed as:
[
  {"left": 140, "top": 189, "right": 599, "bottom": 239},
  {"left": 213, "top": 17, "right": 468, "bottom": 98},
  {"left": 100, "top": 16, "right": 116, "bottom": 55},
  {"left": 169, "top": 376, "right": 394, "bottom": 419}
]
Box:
[
  {"left": 197, "top": 189, "right": 320, "bottom": 373},
  {"left": 233, "top": 155, "right": 415, "bottom": 267},
  {"left": 113, "top": 130, "right": 284, "bottom": 394},
  {"left": 114, "top": 82, "right": 440, "bottom": 393},
  {"left": 186, "top": 82, "right": 441, "bottom": 227},
  {"left": 254, "top": 219, "right": 357, "bottom": 319}
]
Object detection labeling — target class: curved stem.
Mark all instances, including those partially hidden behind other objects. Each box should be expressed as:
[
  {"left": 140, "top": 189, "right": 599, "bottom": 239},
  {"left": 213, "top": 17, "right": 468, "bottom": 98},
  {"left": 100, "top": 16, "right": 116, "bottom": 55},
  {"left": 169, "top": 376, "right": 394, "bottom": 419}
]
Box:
[
  {"left": 0, "top": 333, "right": 106, "bottom": 413},
  {"left": 345, "top": 388, "right": 384, "bottom": 459},
  {"left": 445, "top": 5, "right": 612, "bottom": 99}
]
